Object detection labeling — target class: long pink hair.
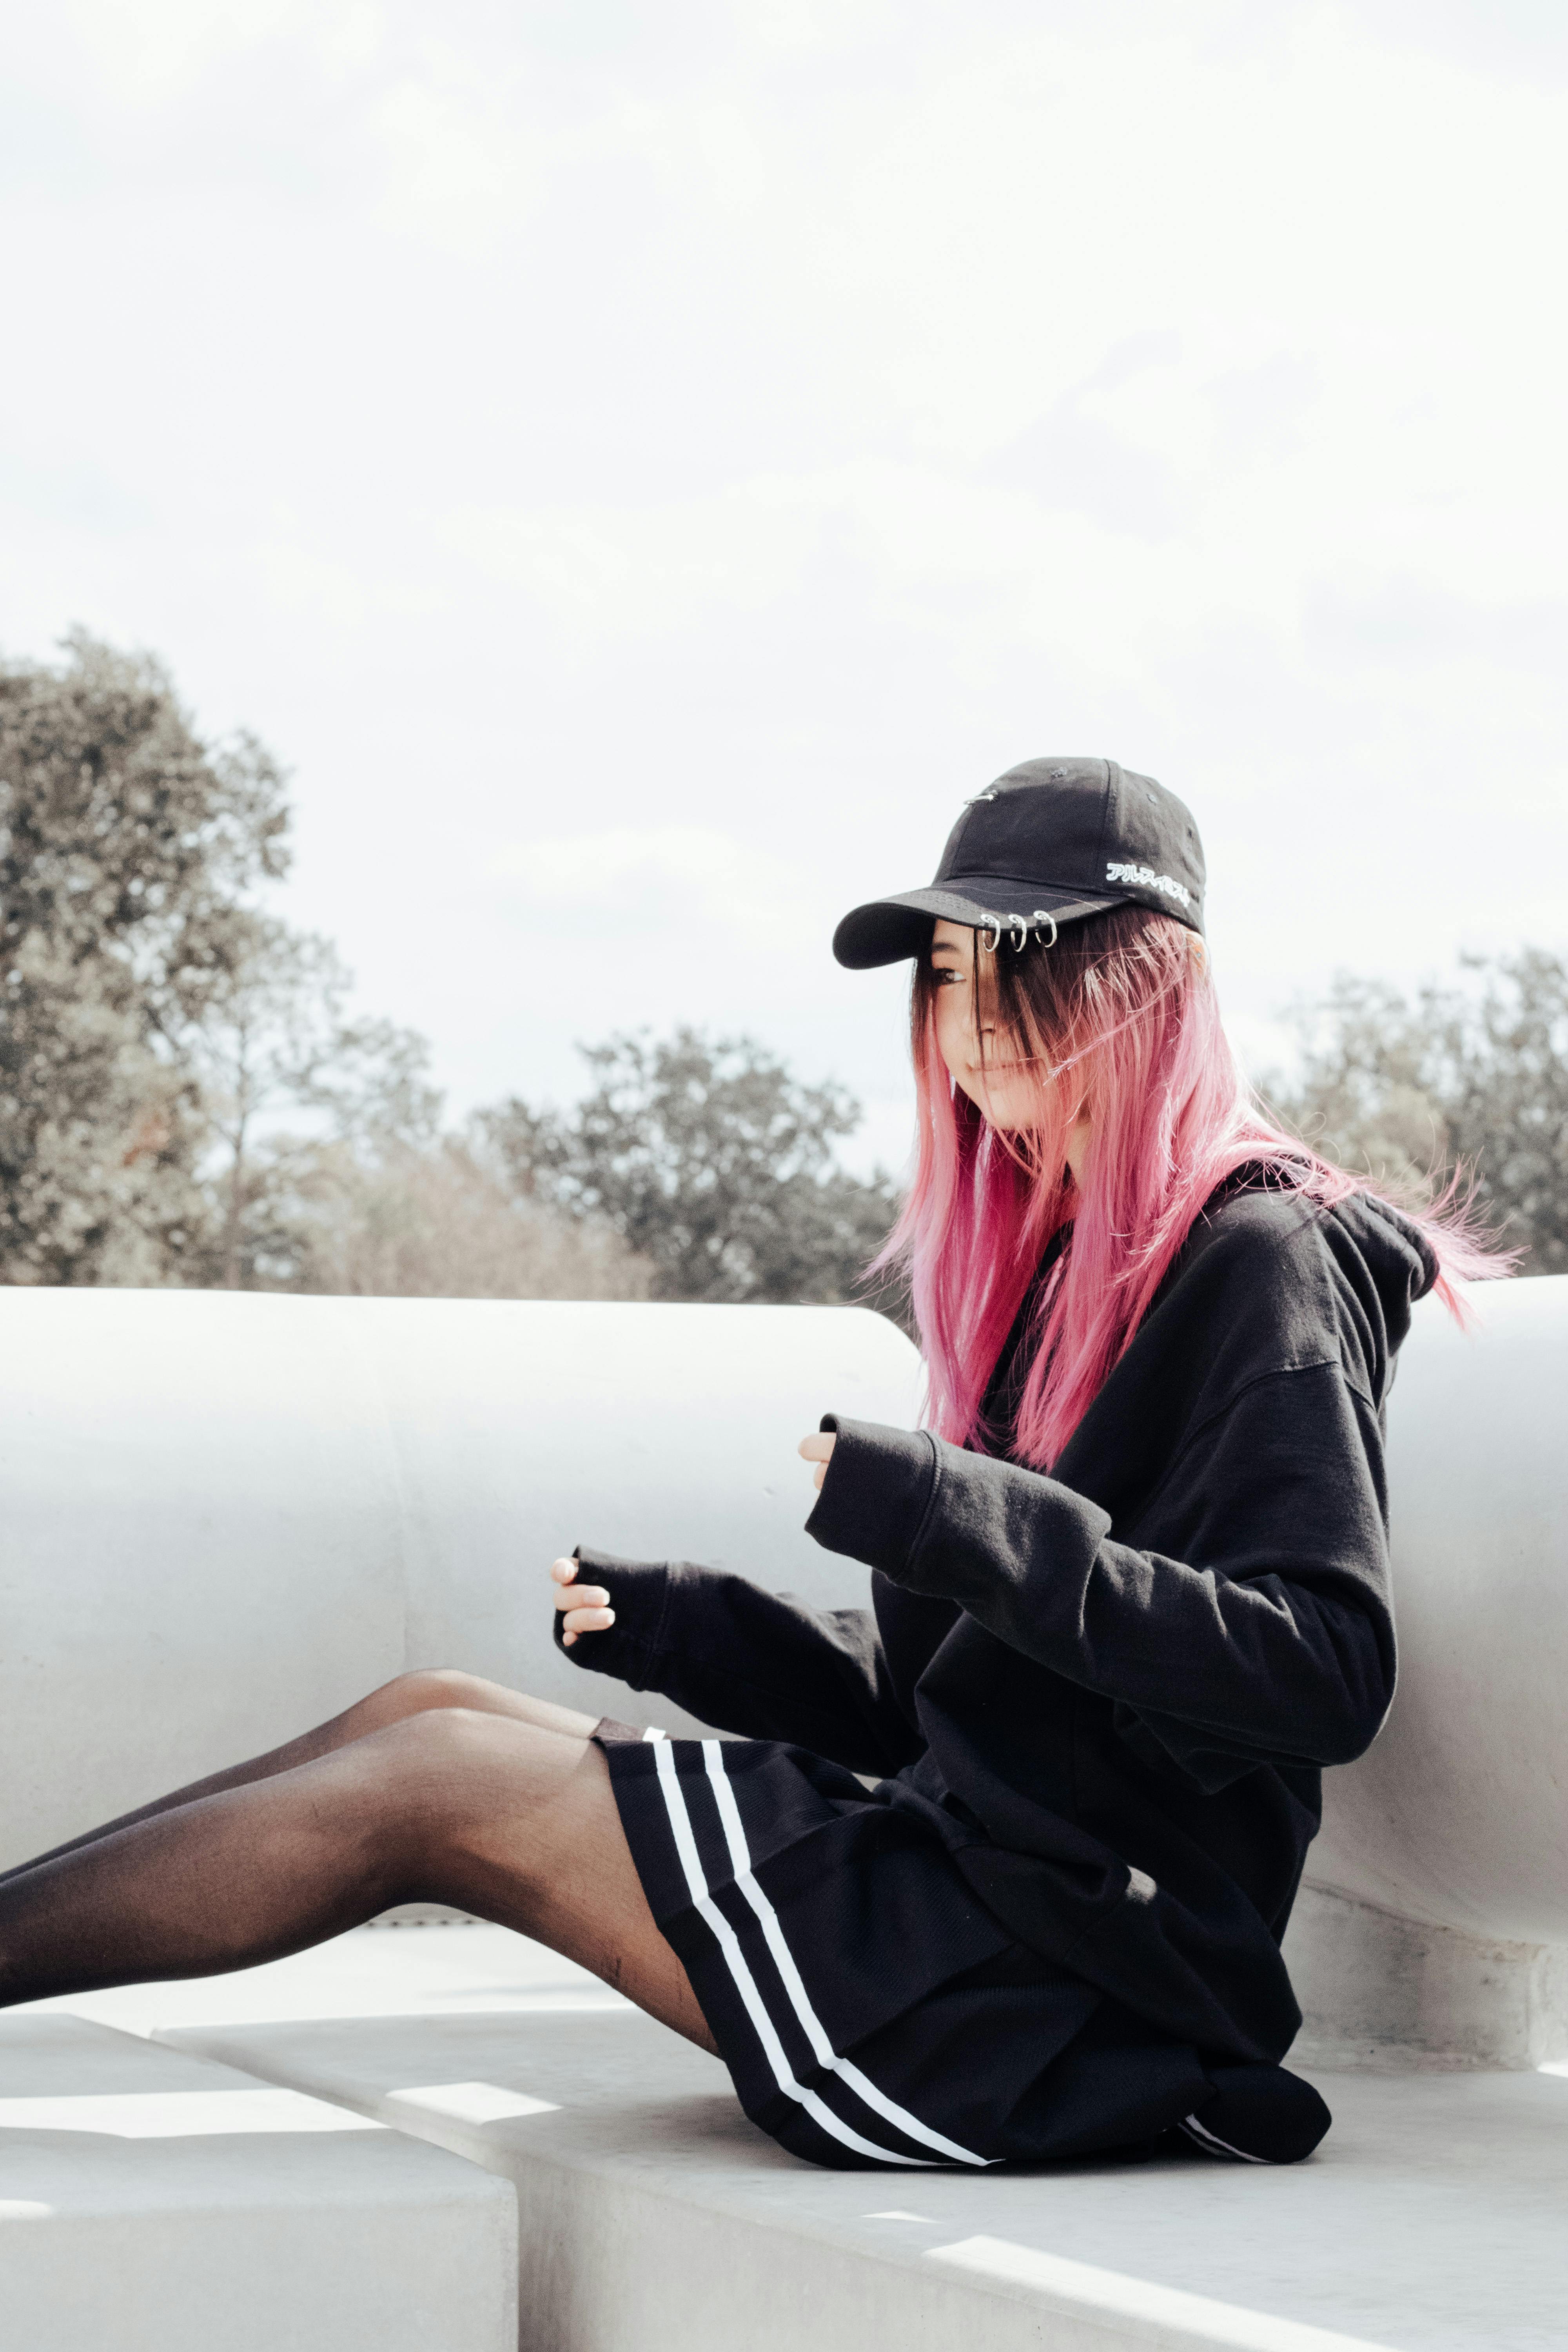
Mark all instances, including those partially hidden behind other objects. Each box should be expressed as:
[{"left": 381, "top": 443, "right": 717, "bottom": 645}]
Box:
[{"left": 872, "top": 906, "right": 1503, "bottom": 1470}]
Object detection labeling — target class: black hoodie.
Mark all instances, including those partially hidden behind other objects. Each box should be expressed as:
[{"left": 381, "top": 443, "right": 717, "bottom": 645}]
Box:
[{"left": 563, "top": 1181, "right": 1438, "bottom": 2065}]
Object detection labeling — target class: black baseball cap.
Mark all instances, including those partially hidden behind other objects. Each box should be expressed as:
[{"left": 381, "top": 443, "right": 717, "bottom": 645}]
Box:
[{"left": 833, "top": 756, "right": 1206, "bottom": 969}]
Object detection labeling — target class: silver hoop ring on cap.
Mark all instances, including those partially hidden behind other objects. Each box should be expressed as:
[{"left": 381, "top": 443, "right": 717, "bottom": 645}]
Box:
[
  {"left": 1009, "top": 913, "right": 1029, "bottom": 952},
  {"left": 979, "top": 914, "right": 1002, "bottom": 953},
  {"left": 1031, "top": 911, "right": 1058, "bottom": 950}
]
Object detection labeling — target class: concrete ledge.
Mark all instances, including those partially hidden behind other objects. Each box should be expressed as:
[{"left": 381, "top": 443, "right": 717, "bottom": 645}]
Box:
[
  {"left": 36, "top": 1925, "right": 1568, "bottom": 2351},
  {"left": 1287, "top": 1882, "right": 1568, "bottom": 2072},
  {"left": 0, "top": 1294, "right": 915, "bottom": 1873},
  {"left": 160, "top": 2003, "right": 1568, "bottom": 2352},
  {"left": 0, "top": 2014, "right": 517, "bottom": 2352},
  {"left": 30, "top": 1926, "right": 1568, "bottom": 2350}
]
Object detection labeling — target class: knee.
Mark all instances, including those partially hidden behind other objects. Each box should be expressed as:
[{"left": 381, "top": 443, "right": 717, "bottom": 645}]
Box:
[
  {"left": 338, "top": 1705, "right": 501, "bottom": 1818},
  {"left": 361, "top": 1705, "right": 577, "bottom": 1847},
  {"left": 371, "top": 1702, "right": 564, "bottom": 1791},
  {"left": 363, "top": 1668, "right": 498, "bottom": 1729}
]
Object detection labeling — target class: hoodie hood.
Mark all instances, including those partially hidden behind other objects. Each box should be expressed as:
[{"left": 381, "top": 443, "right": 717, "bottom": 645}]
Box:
[{"left": 1328, "top": 1187, "right": 1441, "bottom": 1345}]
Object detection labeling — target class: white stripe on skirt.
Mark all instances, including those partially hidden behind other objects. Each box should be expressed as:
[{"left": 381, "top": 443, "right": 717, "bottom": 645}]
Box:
[
  {"left": 699, "top": 1741, "right": 989, "bottom": 2167},
  {"left": 648, "top": 1738, "right": 937, "bottom": 2166},
  {"left": 647, "top": 1736, "right": 991, "bottom": 2167},
  {"left": 1178, "top": 2112, "right": 1270, "bottom": 2164}
]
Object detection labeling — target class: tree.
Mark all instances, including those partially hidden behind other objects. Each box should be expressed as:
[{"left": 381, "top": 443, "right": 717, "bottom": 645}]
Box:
[
  {"left": 479, "top": 1027, "right": 904, "bottom": 1308},
  {"left": 0, "top": 634, "right": 658, "bottom": 1301},
  {"left": 170, "top": 933, "right": 651, "bottom": 1300},
  {"left": 282, "top": 1137, "right": 652, "bottom": 1301},
  {"left": 4, "top": 639, "right": 898, "bottom": 1306},
  {"left": 0, "top": 632, "right": 289, "bottom": 1284},
  {"left": 160, "top": 916, "right": 441, "bottom": 1288},
  {"left": 1269, "top": 949, "right": 1568, "bottom": 1272}
]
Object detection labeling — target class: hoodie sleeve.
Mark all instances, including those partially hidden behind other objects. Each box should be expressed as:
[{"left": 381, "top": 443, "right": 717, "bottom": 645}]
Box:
[
  {"left": 553, "top": 1547, "right": 922, "bottom": 1777},
  {"left": 806, "top": 1360, "right": 1397, "bottom": 1773}
]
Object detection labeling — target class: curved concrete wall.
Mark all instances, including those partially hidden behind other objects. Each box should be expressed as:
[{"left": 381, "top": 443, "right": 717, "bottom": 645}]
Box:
[
  {"left": 1284, "top": 1273, "right": 1568, "bottom": 2065},
  {"left": 1311, "top": 1274, "right": 1568, "bottom": 1947},
  {"left": 0, "top": 1291, "right": 910, "bottom": 1872},
  {"left": 2, "top": 1277, "right": 1564, "bottom": 2064}
]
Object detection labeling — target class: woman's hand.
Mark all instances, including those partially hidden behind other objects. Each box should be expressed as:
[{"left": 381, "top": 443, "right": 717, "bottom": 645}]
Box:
[
  {"left": 551, "top": 1555, "right": 615, "bottom": 1647},
  {"left": 798, "top": 1431, "right": 837, "bottom": 1491}
]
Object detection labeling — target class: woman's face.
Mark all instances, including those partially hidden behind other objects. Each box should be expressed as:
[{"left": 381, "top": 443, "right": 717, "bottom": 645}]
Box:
[{"left": 929, "top": 918, "right": 1090, "bottom": 1172}]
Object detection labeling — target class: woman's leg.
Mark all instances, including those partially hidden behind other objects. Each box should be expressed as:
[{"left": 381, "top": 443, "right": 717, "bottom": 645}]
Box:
[
  {"left": 0, "top": 1707, "right": 715, "bottom": 2053},
  {"left": 0, "top": 1670, "right": 597, "bottom": 1884}
]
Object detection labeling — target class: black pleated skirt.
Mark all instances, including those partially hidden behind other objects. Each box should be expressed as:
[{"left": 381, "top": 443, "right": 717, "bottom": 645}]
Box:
[{"left": 597, "top": 1723, "right": 1213, "bottom": 2172}]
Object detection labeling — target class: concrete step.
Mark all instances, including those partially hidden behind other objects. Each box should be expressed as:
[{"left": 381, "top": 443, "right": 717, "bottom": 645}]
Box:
[
  {"left": 30, "top": 1926, "right": 1568, "bottom": 2352},
  {"left": 159, "top": 2000, "right": 1568, "bottom": 2352},
  {"left": 23, "top": 1914, "right": 623, "bottom": 2036},
  {"left": 0, "top": 2012, "right": 517, "bottom": 2352}
]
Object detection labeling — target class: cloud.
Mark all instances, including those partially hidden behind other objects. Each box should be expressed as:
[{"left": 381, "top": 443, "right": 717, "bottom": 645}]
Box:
[
  {"left": 437, "top": 482, "right": 829, "bottom": 640},
  {"left": 4, "top": 0, "right": 1566, "bottom": 1132},
  {"left": 1305, "top": 577, "right": 1566, "bottom": 673},
  {"left": 489, "top": 826, "right": 808, "bottom": 938}
]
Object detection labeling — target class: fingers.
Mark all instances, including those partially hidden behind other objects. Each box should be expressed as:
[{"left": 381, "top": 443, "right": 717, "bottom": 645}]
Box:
[
  {"left": 799, "top": 1432, "right": 837, "bottom": 1492},
  {"left": 559, "top": 1612, "right": 613, "bottom": 1646},
  {"left": 551, "top": 1560, "right": 611, "bottom": 1611},
  {"left": 550, "top": 1553, "right": 613, "bottom": 1648}
]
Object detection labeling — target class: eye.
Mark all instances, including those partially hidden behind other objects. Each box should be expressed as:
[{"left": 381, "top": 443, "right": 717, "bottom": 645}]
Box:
[{"left": 930, "top": 964, "right": 964, "bottom": 986}]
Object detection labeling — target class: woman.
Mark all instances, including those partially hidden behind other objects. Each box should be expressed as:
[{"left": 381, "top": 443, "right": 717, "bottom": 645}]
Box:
[{"left": 0, "top": 757, "right": 1491, "bottom": 2172}]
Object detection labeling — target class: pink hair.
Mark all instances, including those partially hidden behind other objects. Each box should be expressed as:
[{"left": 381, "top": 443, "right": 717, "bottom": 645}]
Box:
[{"left": 872, "top": 907, "right": 1505, "bottom": 1470}]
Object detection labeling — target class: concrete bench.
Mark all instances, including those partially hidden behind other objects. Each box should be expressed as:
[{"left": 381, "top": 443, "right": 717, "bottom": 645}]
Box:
[
  {"left": 35, "top": 1922, "right": 1568, "bottom": 2352},
  {"left": 0, "top": 1292, "right": 921, "bottom": 1857},
  {"left": 164, "top": 2004, "right": 1568, "bottom": 2352},
  {"left": 6, "top": 1286, "right": 1568, "bottom": 2347},
  {"left": 3, "top": 1284, "right": 1565, "bottom": 2067},
  {"left": 0, "top": 2009, "right": 516, "bottom": 2352}
]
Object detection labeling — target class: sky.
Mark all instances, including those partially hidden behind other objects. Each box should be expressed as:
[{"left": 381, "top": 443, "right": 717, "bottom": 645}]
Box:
[{"left": 4, "top": 0, "right": 1565, "bottom": 1174}]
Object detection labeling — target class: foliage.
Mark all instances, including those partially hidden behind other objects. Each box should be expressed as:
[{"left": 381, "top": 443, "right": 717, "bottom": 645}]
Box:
[
  {"left": 278, "top": 1137, "right": 651, "bottom": 1300},
  {"left": 161, "top": 917, "right": 441, "bottom": 1288},
  {"left": 1268, "top": 949, "right": 1568, "bottom": 1272},
  {"left": 479, "top": 1027, "right": 904, "bottom": 1308},
  {"left": 0, "top": 633, "right": 288, "bottom": 1283},
  {"left": 0, "top": 633, "right": 656, "bottom": 1301},
  {"left": 11, "top": 631, "right": 1563, "bottom": 1306}
]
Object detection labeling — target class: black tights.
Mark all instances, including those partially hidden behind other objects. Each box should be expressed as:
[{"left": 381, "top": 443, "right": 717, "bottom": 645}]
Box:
[
  {"left": 0, "top": 1673, "right": 670, "bottom": 2022},
  {"left": 0, "top": 1720, "right": 488, "bottom": 2009},
  {"left": 0, "top": 1670, "right": 589, "bottom": 1891}
]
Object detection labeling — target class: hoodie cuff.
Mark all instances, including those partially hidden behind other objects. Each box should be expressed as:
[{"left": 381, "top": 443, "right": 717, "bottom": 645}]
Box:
[
  {"left": 805, "top": 1414, "right": 940, "bottom": 1578},
  {"left": 553, "top": 1549, "right": 673, "bottom": 1689}
]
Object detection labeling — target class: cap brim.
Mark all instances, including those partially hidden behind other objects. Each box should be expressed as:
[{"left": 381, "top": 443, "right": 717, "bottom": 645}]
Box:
[{"left": 832, "top": 880, "right": 1124, "bottom": 970}]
